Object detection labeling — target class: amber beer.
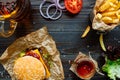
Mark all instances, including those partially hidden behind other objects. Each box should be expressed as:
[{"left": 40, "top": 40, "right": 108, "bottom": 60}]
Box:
[{"left": 0, "top": 0, "right": 31, "bottom": 37}]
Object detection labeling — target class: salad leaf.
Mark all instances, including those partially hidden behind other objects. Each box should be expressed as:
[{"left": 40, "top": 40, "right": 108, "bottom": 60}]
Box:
[
  {"left": 19, "top": 51, "right": 25, "bottom": 57},
  {"left": 102, "top": 57, "right": 120, "bottom": 80}
]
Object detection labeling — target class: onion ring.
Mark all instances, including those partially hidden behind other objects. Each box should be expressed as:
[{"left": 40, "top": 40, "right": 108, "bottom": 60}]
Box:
[
  {"left": 46, "top": 4, "right": 62, "bottom": 20},
  {"left": 39, "top": 0, "right": 57, "bottom": 19},
  {"left": 39, "top": 1, "right": 49, "bottom": 19},
  {"left": 39, "top": 0, "right": 65, "bottom": 20},
  {"left": 56, "top": 0, "right": 65, "bottom": 10}
]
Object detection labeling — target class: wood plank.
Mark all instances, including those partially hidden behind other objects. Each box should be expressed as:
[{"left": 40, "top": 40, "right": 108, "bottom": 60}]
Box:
[{"left": 0, "top": 0, "right": 120, "bottom": 80}]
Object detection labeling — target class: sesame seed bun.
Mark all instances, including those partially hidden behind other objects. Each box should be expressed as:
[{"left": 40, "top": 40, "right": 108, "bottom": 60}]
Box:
[{"left": 13, "top": 56, "right": 45, "bottom": 80}]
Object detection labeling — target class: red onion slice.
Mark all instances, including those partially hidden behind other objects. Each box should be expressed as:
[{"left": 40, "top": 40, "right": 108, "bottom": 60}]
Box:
[
  {"left": 56, "top": 0, "right": 65, "bottom": 10},
  {"left": 39, "top": 1, "right": 49, "bottom": 19},
  {"left": 46, "top": 4, "right": 62, "bottom": 20},
  {"left": 39, "top": 0, "right": 64, "bottom": 20}
]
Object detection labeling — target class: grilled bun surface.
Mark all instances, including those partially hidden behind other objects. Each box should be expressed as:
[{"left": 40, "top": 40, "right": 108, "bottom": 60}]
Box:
[{"left": 13, "top": 56, "right": 45, "bottom": 80}]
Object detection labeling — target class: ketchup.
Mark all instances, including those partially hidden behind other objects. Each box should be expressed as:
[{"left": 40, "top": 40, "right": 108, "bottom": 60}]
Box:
[
  {"left": 26, "top": 50, "right": 40, "bottom": 60},
  {"left": 76, "top": 61, "right": 95, "bottom": 78}
]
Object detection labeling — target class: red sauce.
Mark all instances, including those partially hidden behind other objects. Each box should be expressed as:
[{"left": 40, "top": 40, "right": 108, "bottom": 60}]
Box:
[
  {"left": 26, "top": 50, "right": 40, "bottom": 60},
  {"left": 76, "top": 61, "right": 95, "bottom": 78}
]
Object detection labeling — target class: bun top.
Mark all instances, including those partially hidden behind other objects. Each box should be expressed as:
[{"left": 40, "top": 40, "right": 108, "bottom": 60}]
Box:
[{"left": 13, "top": 56, "right": 45, "bottom": 80}]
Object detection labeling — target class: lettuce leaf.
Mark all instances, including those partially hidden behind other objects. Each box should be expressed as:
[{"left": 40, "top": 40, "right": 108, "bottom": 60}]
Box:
[{"left": 102, "top": 57, "right": 120, "bottom": 80}]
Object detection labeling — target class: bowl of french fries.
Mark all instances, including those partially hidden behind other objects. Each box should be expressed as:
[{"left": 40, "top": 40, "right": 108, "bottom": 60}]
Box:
[{"left": 91, "top": 0, "right": 120, "bottom": 31}]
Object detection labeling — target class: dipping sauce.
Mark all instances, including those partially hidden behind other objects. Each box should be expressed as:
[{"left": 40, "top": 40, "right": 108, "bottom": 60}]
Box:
[{"left": 76, "top": 60, "right": 95, "bottom": 78}]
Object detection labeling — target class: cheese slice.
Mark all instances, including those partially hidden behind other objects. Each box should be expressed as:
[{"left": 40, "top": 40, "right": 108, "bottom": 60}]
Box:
[{"left": 34, "top": 49, "right": 51, "bottom": 78}]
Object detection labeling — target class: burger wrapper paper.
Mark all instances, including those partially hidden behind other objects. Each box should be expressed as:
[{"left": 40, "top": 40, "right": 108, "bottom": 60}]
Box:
[
  {"left": 91, "top": 0, "right": 119, "bottom": 31},
  {"left": 0, "top": 27, "right": 64, "bottom": 80}
]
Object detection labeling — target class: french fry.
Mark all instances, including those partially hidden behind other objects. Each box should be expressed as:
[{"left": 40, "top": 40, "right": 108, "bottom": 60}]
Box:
[
  {"left": 116, "top": 2, "right": 120, "bottom": 10},
  {"left": 110, "top": 16, "right": 118, "bottom": 19},
  {"left": 107, "top": 7, "right": 118, "bottom": 11},
  {"left": 116, "top": 10, "right": 120, "bottom": 19},
  {"left": 101, "top": 11, "right": 117, "bottom": 17},
  {"left": 99, "top": 0, "right": 117, "bottom": 12},
  {"left": 81, "top": 26, "right": 90, "bottom": 38},
  {"left": 99, "top": 34, "right": 106, "bottom": 51},
  {"left": 106, "top": 0, "right": 120, "bottom": 11},
  {"left": 112, "top": 18, "right": 119, "bottom": 23},
  {"left": 110, "top": 2, "right": 117, "bottom": 7},
  {"left": 102, "top": 16, "right": 119, "bottom": 24},
  {"left": 114, "top": 0, "right": 119, "bottom": 4},
  {"left": 99, "top": 1, "right": 111, "bottom": 12},
  {"left": 107, "top": 0, "right": 117, "bottom": 3},
  {"left": 96, "top": 13, "right": 102, "bottom": 19},
  {"left": 101, "top": 17, "right": 112, "bottom": 24}
]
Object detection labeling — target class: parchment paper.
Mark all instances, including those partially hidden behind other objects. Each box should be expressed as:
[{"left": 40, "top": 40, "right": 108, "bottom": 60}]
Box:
[
  {"left": 91, "top": 0, "right": 120, "bottom": 31},
  {"left": 70, "top": 52, "right": 97, "bottom": 80},
  {"left": 0, "top": 27, "right": 64, "bottom": 80}
]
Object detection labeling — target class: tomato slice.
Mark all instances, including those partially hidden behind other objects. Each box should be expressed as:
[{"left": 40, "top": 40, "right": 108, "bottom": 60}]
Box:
[{"left": 64, "top": 0, "right": 83, "bottom": 14}]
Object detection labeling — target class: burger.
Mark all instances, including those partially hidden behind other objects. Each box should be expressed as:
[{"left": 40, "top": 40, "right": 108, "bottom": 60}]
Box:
[
  {"left": 13, "top": 47, "right": 51, "bottom": 80},
  {"left": 0, "top": 27, "right": 64, "bottom": 80}
]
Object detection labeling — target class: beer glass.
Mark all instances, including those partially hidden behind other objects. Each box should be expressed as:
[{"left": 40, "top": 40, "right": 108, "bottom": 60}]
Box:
[{"left": 0, "top": 0, "right": 31, "bottom": 37}]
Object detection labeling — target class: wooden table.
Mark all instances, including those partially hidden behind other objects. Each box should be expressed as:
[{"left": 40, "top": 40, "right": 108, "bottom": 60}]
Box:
[{"left": 0, "top": 0, "right": 120, "bottom": 80}]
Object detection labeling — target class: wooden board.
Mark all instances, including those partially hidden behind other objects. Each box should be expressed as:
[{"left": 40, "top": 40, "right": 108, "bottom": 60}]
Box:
[{"left": 0, "top": 0, "right": 120, "bottom": 80}]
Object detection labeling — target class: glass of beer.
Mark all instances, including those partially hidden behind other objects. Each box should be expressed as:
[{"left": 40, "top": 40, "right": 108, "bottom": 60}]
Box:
[{"left": 0, "top": 0, "right": 31, "bottom": 37}]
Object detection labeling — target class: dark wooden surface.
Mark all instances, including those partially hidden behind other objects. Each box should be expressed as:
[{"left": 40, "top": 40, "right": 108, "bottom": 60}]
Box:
[{"left": 0, "top": 0, "right": 120, "bottom": 80}]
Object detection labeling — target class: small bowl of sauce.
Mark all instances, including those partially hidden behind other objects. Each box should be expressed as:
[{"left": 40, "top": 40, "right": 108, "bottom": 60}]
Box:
[
  {"left": 70, "top": 52, "right": 98, "bottom": 80},
  {"left": 76, "top": 60, "right": 96, "bottom": 79}
]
